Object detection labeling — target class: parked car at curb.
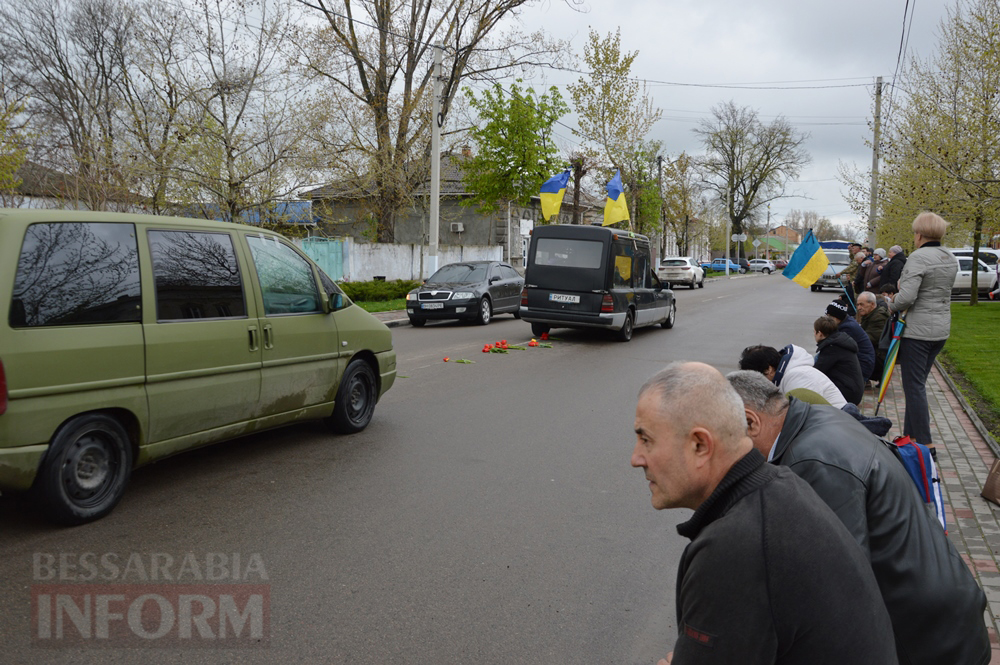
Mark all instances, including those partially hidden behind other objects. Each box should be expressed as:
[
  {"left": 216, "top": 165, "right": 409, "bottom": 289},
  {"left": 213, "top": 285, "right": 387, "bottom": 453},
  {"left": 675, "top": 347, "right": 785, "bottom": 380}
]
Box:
[
  {"left": 775, "top": 259, "right": 788, "bottom": 269},
  {"left": 700, "top": 258, "right": 744, "bottom": 273},
  {"left": 406, "top": 261, "right": 523, "bottom": 326},
  {"left": 657, "top": 257, "right": 704, "bottom": 289},
  {"left": 952, "top": 255, "right": 998, "bottom": 296},
  {"left": 0, "top": 209, "right": 396, "bottom": 525},
  {"left": 748, "top": 259, "right": 776, "bottom": 274},
  {"left": 520, "top": 224, "right": 675, "bottom": 342}
]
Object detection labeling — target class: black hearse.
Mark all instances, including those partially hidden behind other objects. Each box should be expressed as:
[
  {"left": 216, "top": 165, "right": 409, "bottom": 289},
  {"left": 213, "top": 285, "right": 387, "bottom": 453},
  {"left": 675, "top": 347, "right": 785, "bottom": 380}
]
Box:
[{"left": 519, "top": 224, "right": 675, "bottom": 342}]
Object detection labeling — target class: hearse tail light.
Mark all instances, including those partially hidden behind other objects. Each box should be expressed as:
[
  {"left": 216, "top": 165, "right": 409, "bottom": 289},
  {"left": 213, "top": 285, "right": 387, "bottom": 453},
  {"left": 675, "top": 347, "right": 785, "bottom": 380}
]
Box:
[
  {"left": 520, "top": 288, "right": 528, "bottom": 306},
  {"left": 0, "top": 358, "right": 6, "bottom": 416},
  {"left": 601, "top": 294, "right": 614, "bottom": 313}
]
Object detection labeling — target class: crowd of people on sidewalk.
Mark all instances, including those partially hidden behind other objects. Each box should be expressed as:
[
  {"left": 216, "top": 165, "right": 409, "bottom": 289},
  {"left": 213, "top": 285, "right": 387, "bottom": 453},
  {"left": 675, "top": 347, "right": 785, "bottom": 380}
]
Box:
[{"left": 628, "top": 212, "right": 994, "bottom": 665}]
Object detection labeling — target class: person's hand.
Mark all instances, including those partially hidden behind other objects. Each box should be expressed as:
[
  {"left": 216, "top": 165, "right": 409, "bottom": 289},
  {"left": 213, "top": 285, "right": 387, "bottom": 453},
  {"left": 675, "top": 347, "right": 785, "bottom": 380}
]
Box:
[{"left": 657, "top": 652, "right": 673, "bottom": 665}]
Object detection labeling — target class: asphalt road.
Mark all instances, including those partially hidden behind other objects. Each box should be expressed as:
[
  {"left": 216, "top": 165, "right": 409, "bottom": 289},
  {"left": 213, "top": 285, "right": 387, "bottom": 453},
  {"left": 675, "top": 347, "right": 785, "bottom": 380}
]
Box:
[{"left": 0, "top": 273, "right": 838, "bottom": 664}]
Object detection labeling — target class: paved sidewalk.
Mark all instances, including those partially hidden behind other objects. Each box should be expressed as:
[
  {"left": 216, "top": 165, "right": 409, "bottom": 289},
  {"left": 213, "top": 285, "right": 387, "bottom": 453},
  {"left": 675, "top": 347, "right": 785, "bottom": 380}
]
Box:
[
  {"left": 873, "top": 363, "right": 1000, "bottom": 663},
  {"left": 370, "top": 309, "right": 410, "bottom": 328}
]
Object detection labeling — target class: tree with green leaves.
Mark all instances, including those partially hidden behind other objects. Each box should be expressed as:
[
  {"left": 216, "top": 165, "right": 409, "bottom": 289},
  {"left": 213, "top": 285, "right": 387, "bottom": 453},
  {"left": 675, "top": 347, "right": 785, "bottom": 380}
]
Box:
[
  {"left": 461, "top": 80, "right": 568, "bottom": 213},
  {"left": 861, "top": 0, "right": 1000, "bottom": 301},
  {"left": 662, "top": 152, "right": 705, "bottom": 256},
  {"left": 694, "top": 101, "right": 810, "bottom": 255},
  {"left": 568, "top": 28, "right": 662, "bottom": 228},
  {"left": 0, "top": 94, "right": 28, "bottom": 206}
]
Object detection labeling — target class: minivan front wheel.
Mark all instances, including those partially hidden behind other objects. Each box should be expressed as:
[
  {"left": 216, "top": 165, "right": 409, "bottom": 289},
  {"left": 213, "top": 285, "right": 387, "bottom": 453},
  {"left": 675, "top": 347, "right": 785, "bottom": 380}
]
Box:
[
  {"left": 35, "top": 414, "right": 133, "bottom": 525},
  {"left": 329, "top": 360, "right": 378, "bottom": 434}
]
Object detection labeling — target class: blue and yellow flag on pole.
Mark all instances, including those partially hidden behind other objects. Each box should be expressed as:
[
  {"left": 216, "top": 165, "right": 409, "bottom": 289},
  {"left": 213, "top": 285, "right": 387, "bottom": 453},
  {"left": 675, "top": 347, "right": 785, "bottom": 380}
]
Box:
[
  {"left": 602, "top": 170, "right": 630, "bottom": 226},
  {"left": 539, "top": 170, "right": 571, "bottom": 222},
  {"left": 782, "top": 229, "right": 829, "bottom": 288}
]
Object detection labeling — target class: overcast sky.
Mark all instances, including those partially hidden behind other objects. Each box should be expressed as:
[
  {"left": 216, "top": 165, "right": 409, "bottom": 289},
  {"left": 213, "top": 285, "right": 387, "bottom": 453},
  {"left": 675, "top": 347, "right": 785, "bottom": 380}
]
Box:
[{"left": 504, "top": 0, "right": 956, "bottom": 237}]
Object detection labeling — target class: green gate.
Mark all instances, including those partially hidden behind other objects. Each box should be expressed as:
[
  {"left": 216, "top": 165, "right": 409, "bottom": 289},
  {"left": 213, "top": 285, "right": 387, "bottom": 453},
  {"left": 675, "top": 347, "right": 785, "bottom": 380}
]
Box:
[{"left": 300, "top": 237, "right": 345, "bottom": 281}]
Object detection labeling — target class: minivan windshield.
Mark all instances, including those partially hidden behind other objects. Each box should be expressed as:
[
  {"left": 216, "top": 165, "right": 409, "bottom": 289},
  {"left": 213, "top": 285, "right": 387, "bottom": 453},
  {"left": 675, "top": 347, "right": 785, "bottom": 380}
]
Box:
[
  {"left": 534, "top": 238, "right": 603, "bottom": 269},
  {"left": 427, "top": 263, "right": 487, "bottom": 284}
]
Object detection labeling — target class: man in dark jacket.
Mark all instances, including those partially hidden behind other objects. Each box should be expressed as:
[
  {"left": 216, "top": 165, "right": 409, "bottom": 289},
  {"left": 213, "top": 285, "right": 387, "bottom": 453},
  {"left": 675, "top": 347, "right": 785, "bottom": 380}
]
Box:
[
  {"left": 813, "top": 315, "right": 863, "bottom": 404},
  {"left": 857, "top": 291, "right": 890, "bottom": 381},
  {"left": 727, "top": 370, "right": 990, "bottom": 665},
  {"left": 825, "top": 299, "right": 875, "bottom": 379},
  {"left": 632, "top": 362, "right": 896, "bottom": 665},
  {"left": 881, "top": 244, "right": 907, "bottom": 291}
]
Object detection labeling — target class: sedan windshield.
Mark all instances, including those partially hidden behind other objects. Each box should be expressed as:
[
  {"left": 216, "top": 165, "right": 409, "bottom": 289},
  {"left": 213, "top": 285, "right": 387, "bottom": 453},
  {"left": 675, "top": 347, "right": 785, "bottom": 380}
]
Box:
[{"left": 427, "top": 264, "right": 487, "bottom": 284}]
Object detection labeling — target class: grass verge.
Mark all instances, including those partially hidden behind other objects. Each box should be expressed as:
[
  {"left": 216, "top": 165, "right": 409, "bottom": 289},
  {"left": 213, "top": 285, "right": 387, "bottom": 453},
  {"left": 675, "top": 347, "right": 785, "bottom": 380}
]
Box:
[
  {"left": 940, "top": 302, "right": 1000, "bottom": 439},
  {"left": 355, "top": 298, "right": 406, "bottom": 313}
]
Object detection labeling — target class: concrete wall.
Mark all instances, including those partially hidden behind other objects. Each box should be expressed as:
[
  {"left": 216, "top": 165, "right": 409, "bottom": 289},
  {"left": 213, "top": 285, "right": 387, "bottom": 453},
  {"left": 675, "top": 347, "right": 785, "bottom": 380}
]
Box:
[{"left": 342, "top": 240, "right": 502, "bottom": 282}]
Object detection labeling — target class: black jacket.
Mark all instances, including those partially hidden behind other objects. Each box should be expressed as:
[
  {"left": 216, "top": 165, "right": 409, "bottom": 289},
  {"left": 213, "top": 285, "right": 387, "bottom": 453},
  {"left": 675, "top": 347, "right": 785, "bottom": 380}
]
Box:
[
  {"left": 814, "top": 331, "right": 864, "bottom": 404},
  {"left": 772, "top": 399, "right": 990, "bottom": 665},
  {"left": 673, "top": 450, "right": 896, "bottom": 664},
  {"left": 882, "top": 251, "right": 907, "bottom": 290},
  {"left": 837, "top": 316, "right": 875, "bottom": 380}
]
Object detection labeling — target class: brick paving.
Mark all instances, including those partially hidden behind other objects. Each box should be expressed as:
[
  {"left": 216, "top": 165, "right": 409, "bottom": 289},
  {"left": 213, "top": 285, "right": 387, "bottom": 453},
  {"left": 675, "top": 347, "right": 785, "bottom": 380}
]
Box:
[{"left": 871, "top": 364, "right": 1000, "bottom": 663}]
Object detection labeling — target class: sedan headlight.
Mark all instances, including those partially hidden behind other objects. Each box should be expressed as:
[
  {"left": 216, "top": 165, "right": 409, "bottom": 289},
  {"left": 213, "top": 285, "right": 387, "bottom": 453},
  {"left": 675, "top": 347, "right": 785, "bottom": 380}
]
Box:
[
  {"left": 406, "top": 291, "right": 417, "bottom": 301},
  {"left": 452, "top": 291, "right": 475, "bottom": 300}
]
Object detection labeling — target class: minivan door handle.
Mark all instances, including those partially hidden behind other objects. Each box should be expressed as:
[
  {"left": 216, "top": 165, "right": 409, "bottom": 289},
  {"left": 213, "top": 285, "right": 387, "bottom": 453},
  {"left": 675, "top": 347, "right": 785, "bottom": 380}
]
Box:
[{"left": 248, "top": 325, "right": 259, "bottom": 352}]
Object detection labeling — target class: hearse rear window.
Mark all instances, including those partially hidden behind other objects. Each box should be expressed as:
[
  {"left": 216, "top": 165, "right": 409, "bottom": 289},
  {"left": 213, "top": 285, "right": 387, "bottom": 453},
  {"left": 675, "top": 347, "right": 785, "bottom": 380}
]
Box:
[{"left": 534, "top": 238, "right": 603, "bottom": 269}]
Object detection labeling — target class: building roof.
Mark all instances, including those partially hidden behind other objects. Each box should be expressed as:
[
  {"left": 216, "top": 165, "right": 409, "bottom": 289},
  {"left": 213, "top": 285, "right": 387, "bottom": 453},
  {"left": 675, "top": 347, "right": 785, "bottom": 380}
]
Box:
[{"left": 302, "top": 153, "right": 473, "bottom": 200}]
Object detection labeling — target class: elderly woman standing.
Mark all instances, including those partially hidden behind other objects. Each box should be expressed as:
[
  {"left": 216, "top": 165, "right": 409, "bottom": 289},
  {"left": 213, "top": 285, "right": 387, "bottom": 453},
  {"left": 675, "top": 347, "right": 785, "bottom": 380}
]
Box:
[{"left": 887, "top": 212, "right": 958, "bottom": 457}]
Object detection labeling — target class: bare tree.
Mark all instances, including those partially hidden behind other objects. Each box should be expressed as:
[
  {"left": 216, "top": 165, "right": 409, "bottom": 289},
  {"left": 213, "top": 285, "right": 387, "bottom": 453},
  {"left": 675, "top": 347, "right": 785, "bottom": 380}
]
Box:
[
  {"left": 293, "top": 0, "right": 567, "bottom": 241},
  {"left": 169, "top": 0, "right": 315, "bottom": 223},
  {"left": 0, "top": 0, "right": 138, "bottom": 209},
  {"left": 694, "top": 101, "right": 810, "bottom": 250}
]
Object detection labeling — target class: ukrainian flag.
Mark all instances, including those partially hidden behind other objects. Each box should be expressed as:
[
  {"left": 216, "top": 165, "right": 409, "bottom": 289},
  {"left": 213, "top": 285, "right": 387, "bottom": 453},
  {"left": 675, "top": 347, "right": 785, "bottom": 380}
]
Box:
[
  {"left": 540, "top": 170, "right": 571, "bottom": 222},
  {"left": 603, "top": 170, "right": 630, "bottom": 226},
  {"left": 782, "top": 229, "right": 830, "bottom": 288}
]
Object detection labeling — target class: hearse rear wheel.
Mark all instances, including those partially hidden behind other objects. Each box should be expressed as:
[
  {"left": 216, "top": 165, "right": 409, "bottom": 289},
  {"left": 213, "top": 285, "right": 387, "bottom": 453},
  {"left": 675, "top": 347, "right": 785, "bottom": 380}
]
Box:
[{"left": 617, "top": 310, "right": 634, "bottom": 342}]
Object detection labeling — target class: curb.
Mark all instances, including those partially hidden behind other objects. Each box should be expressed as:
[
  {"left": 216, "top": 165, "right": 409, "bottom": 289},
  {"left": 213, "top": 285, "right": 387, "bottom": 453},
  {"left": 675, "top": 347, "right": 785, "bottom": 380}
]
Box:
[
  {"left": 935, "top": 358, "right": 1000, "bottom": 458},
  {"left": 383, "top": 318, "right": 410, "bottom": 329}
]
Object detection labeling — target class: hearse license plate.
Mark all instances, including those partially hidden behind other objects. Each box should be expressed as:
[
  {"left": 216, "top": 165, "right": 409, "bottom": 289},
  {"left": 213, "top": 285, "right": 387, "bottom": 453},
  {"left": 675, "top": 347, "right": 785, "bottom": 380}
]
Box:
[
  {"left": 549, "top": 293, "right": 580, "bottom": 304},
  {"left": 421, "top": 302, "right": 444, "bottom": 309}
]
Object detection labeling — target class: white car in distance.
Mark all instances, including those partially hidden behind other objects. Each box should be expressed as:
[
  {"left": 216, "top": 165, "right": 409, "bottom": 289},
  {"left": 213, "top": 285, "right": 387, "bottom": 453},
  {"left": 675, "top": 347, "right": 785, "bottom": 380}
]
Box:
[{"left": 657, "top": 257, "right": 705, "bottom": 289}]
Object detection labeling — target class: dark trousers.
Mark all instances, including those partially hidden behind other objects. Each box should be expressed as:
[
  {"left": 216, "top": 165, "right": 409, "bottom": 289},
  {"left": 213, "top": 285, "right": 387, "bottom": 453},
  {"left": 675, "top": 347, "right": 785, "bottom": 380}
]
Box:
[{"left": 897, "top": 337, "right": 947, "bottom": 445}]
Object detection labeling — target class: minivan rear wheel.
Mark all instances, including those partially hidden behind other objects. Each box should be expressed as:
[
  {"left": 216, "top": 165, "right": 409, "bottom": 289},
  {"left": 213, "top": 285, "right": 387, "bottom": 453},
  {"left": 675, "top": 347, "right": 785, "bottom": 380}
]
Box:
[
  {"left": 328, "top": 359, "right": 378, "bottom": 434},
  {"left": 35, "top": 413, "right": 133, "bottom": 525}
]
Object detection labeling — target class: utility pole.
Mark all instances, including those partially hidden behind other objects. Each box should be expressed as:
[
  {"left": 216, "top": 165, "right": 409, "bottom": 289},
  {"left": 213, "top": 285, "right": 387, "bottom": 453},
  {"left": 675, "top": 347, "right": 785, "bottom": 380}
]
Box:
[
  {"left": 725, "top": 188, "right": 731, "bottom": 276},
  {"left": 868, "top": 76, "right": 882, "bottom": 248},
  {"left": 428, "top": 43, "right": 443, "bottom": 276},
  {"left": 657, "top": 155, "right": 664, "bottom": 261},
  {"left": 765, "top": 204, "right": 771, "bottom": 261}
]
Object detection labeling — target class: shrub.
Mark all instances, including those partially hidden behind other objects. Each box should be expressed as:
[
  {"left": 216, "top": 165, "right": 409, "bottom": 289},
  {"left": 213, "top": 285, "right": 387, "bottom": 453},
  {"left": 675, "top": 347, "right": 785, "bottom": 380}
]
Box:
[{"left": 340, "top": 279, "right": 421, "bottom": 302}]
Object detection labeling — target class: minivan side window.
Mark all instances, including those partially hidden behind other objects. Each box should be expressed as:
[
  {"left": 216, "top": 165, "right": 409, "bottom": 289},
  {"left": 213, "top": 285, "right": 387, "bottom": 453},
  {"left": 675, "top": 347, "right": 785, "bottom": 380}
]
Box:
[
  {"left": 148, "top": 230, "right": 247, "bottom": 321},
  {"left": 10, "top": 222, "right": 141, "bottom": 328},
  {"left": 246, "top": 235, "right": 321, "bottom": 315}
]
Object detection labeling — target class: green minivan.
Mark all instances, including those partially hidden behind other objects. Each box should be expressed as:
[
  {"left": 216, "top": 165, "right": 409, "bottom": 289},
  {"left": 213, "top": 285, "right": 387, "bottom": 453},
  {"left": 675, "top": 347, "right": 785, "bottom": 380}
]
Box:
[{"left": 0, "top": 210, "right": 396, "bottom": 524}]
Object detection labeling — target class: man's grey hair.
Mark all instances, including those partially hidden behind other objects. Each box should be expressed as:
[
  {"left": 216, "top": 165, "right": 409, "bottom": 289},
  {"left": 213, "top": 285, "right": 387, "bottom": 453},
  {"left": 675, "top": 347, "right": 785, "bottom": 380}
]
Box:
[
  {"left": 726, "top": 370, "right": 789, "bottom": 415},
  {"left": 890, "top": 245, "right": 903, "bottom": 256},
  {"left": 857, "top": 291, "right": 876, "bottom": 305},
  {"left": 855, "top": 251, "right": 867, "bottom": 261},
  {"left": 639, "top": 362, "right": 747, "bottom": 448}
]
